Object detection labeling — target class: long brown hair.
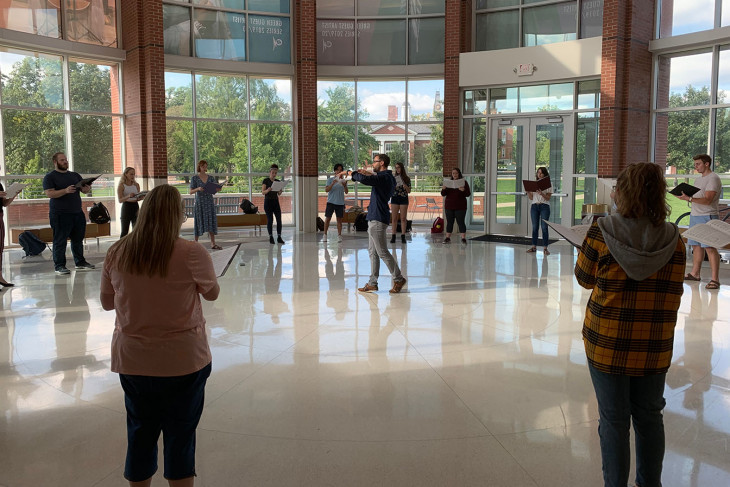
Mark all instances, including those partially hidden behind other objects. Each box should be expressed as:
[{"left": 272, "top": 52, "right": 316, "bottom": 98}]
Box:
[
  {"left": 117, "top": 167, "right": 136, "bottom": 194},
  {"left": 615, "top": 162, "right": 669, "bottom": 226},
  {"left": 395, "top": 162, "right": 410, "bottom": 187},
  {"left": 107, "top": 185, "right": 183, "bottom": 277}
]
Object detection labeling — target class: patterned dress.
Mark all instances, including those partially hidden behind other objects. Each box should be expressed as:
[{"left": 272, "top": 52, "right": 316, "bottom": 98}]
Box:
[{"left": 191, "top": 174, "right": 218, "bottom": 237}]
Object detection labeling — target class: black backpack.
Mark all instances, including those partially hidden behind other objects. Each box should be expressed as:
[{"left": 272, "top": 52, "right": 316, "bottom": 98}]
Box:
[
  {"left": 354, "top": 213, "right": 368, "bottom": 231},
  {"left": 240, "top": 198, "right": 258, "bottom": 214},
  {"left": 18, "top": 231, "right": 48, "bottom": 257},
  {"left": 89, "top": 202, "right": 111, "bottom": 224},
  {"left": 316, "top": 216, "right": 325, "bottom": 231}
]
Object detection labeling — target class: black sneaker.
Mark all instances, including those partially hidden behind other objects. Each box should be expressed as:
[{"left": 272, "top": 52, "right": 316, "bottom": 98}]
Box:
[
  {"left": 269, "top": 235, "right": 275, "bottom": 244},
  {"left": 55, "top": 267, "right": 71, "bottom": 275},
  {"left": 461, "top": 238, "right": 467, "bottom": 244},
  {"left": 390, "top": 234, "right": 396, "bottom": 243},
  {"left": 277, "top": 236, "right": 285, "bottom": 244},
  {"left": 401, "top": 234, "right": 406, "bottom": 244},
  {"left": 76, "top": 262, "right": 95, "bottom": 270},
  {"left": 443, "top": 237, "right": 451, "bottom": 244}
]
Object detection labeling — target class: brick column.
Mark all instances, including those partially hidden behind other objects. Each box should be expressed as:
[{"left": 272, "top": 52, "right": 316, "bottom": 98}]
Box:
[
  {"left": 598, "top": 0, "right": 656, "bottom": 177},
  {"left": 294, "top": 0, "right": 318, "bottom": 232},
  {"left": 443, "top": 0, "right": 471, "bottom": 176},
  {"left": 121, "top": 0, "right": 167, "bottom": 186}
]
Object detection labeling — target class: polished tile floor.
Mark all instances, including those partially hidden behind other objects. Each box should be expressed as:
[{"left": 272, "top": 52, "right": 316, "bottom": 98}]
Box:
[{"left": 1, "top": 228, "right": 729, "bottom": 486}]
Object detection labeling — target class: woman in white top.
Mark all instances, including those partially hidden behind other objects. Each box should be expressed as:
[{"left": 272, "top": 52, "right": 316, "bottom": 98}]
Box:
[
  {"left": 526, "top": 166, "right": 553, "bottom": 255},
  {"left": 117, "top": 167, "right": 145, "bottom": 238}
]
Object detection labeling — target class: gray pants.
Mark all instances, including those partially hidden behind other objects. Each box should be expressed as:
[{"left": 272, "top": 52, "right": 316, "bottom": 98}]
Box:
[{"left": 367, "top": 220, "right": 404, "bottom": 286}]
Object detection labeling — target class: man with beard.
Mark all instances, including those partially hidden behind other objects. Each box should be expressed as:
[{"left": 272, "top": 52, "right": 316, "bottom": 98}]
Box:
[{"left": 43, "top": 152, "right": 95, "bottom": 275}]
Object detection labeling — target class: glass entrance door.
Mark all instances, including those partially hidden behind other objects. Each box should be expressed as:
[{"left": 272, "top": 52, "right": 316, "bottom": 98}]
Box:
[{"left": 488, "top": 116, "right": 574, "bottom": 237}]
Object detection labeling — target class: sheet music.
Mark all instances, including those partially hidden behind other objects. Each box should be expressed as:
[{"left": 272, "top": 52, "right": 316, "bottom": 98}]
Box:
[
  {"left": 209, "top": 244, "right": 241, "bottom": 277},
  {"left": 443, "top": 178, "right": 465, "bottom": 189},
  {"left": 4, "top": 183, "right": 28, "bottom": 199},
  {"left": 682, "top": 220, "right": 730, "bottom": 248},
  {"left": 545, "top": 221, "right": 592, "bottom": 248},
  {"left": 270, "top": 180, "right": 288, "bottom": 192}
]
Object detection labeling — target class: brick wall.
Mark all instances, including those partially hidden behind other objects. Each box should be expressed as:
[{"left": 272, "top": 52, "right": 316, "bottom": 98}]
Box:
[
  {"left": 295, "top": 0, "right": 318, "bottom": 178},
  {"left": 598, "top": 0, "right": 657, "bottom": 177}
]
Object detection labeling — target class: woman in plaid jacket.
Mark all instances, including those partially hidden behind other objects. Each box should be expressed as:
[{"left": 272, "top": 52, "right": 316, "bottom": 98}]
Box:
[{"left": 575, "top": 162, "right": 686, "bottom": 487}]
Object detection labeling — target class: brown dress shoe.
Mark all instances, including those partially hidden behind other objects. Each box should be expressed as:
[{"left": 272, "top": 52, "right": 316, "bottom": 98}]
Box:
[
  {"left": 358, "top": 283, "right": 378, "bottom": 293},
  {"left": 389, "top": 279, "right": 407, "bottom": 294}
]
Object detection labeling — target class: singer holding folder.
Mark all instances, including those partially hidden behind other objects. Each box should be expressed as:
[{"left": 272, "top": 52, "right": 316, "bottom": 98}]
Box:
[
  {"left": 190, "top": 160, "right": 221, "bottom": 250},
  {"left": 526, "top": 167, "right": 553, "bottom": 254}
]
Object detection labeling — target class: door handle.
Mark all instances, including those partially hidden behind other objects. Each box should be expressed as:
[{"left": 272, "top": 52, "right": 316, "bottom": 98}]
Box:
[{"left": 491, "top": 192, "right": 526, "bottom": 196}]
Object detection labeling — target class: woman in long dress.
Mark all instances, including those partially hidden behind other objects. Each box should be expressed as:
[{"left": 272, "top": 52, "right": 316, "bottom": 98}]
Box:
[{"left": 189, "top": 160, "right": 221, "bottom": 250}]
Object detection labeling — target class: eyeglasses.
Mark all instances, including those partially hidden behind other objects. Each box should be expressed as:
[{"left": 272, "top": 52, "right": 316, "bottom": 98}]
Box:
[{"left": 373, "top": 159, "right": 381, "bottom": 163}]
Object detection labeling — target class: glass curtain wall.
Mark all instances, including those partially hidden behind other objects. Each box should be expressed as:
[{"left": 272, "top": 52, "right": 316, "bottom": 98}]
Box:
[
  {"left": 0, "top": 46, "right": 122, "bottom": 230},
  {"left": 475, "top": 0, "right": 604, "bottom": 51},
  {"left": 317, "top": 78, "right": 444, "bottom": 221},
  {"left": 165, "top": 71, "right": 294, "bottom": 223},
  {"left": 0, "top": 0, "right": 118, "bottom": 47}
]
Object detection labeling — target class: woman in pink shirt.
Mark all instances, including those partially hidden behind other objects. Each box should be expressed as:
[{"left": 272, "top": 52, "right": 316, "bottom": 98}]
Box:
[{"left": 101, "top": 185, "right": 219, "bottom": 487}]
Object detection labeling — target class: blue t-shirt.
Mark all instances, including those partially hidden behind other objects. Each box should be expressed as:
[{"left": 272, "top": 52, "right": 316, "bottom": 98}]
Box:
[
  {"left": 326, "top": 176, "right": 346, "bottom": 205},
  {"left": 43, "top": 170, "right": 83, "bottom": 214}
]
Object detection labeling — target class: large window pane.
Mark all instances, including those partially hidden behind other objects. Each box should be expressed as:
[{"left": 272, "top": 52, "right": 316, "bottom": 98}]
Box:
[
  {"left": 409, "top": 18, "right": 444, "bottom": 64},
  {"left": 71, "top": 115, "right": 114, "bottom": 174},
  {"left": 69, "top": 60, "right": 114, "bottom": 113},
  {"left": 408, "top": 79, "right": 444, "bottom": 120},
  {"left": 576, "top": 112, "right": 599, "bottom": 174},
  {"left": 654, "top": 109, "right": 709, "bottom": 175},
  {"left": 249, "top": 15, "right": 291, "bottom": 63},
  {"left": 656, "top": 52, "right": 713, "bottom": 109},
  {"left": 358, "top": 0, "right": 406, "bottom": 16},
  {"left": 409, "top": 0, "right": 444, "bottom": 15},
  {"left": 410, "top": 123, "right": 442, "bottom": 188},
  {"left": 317, "top": 20, "right": 355, "bottom": 65},
  {"left": 0, "top": 49, "right": 63, "bottom": 109},
  {"left": 357, "top": 80, "right": 406, "bottom": 121},
  {"left": 197, "top": 121, "right": 248, "bottom": 174},
  {"left": 249, "top": 0, "right": 290, "bottom": 13},
  {"left": 573, "top": 177, "right": 597, "bottom": 225},
  {"left": 0, "top": 1, "right": 60, "bottom": 38},
  {"left": 519, "top": 83, "right": 573, "bottom": 112},
  {"left": 318, "top": 81, "right": 356, "bottom": 122},
  {"left": 192, "top": 0, "right": 245, "bottom": 8},
  {"left": 194, "top": 9, "right": 246, "bottom": 61},
  {"left": 167, "top": 120, "right": 194, "bottom": 174},
  {"left": 317, "top": 0, "right": 355, "bottom": 16},
  {"left": 476, "top": 0, "right": 519, "bottom": 7},
  {"left": 165, "top": 72, "right": 193, "bottom": 117},
  {"left": 66, "top": 0, "right": 117, "bottom": 47},
  {"left": 463, "top": 118, "right": 486, "bottom": 173},
  {"left": 577, "top": 79, "right": 601, "bottom": 109},
  {"left": 581, "top": 0, "right": 603, "bottom": 38},
  {"left": 523, "top": 3, "right": 576, "bottom": 47},
  {"left": 3, "top": 109, "right": 65, "bottom": 175},
  {"left": 251, "top": 123, "right": 292, "bottom": 172},
  {"left": 724, "top": 0, "right": 730, "bottom": 27},
  {"left": 464, "top": 89, "right": 487, "bottom": 116},
  {"left": 195, "top": 74, "right": 248, "bottom": 120},
  {"left": 319, "top": 124, "right": 357, "bottom": 172},
  {"left": 660, "top": 0, "right": 715, "bottom": 37},
  {"left": 358, "top": 124, "right": 380, "bottom": 168},
  {"left": 476, "top": 11, "right": 519, "bottom": 51},
  {"left": 250, "top": 78, "right": 292, "bottom": 121},
  {"left": 163, "top": 5, "right": 192, "bottom": 56},
  {"left": 489, "top": 87, "right": 518, "bottom": 114},
  {"left": 717, "top": 46, "right": 730, "bottom": 103},
  {"left": 357, "top": 20, "right": 406, "bottom": 65},
  {"left": 714, "top": 107, "right": 730, "bottom": 173}
]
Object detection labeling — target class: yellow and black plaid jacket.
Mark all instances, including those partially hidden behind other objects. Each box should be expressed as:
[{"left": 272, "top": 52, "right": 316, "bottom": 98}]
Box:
[{"left": 575, "top": 224, "right": 686, "bottom": 376}]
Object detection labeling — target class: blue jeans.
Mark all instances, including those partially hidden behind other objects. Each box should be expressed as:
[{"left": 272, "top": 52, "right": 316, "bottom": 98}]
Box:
[
  {"left": 49, "top": 211, "right": 87, "bottom": 270},
  {"left": 530, "top": 203, "right": 550, "bottom": 248},
  {"left": 120, "top": 362, "right": 212, "bottom": 482},
  {"left": 588, "top": 363, "right": 666, "bottom": 487},
  {"left": 367, "top": 220, "right": 404, "bottom": 286}
]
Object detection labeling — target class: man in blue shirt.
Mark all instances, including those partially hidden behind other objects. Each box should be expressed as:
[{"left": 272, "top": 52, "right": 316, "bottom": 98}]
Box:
[
  {"left": 42, "top": 152, "right": 95, "bottom": 275},
  {"left": 351, "top": 154, "right": 407, "bottom": 294},
  {"left": 323, "top": 163, "right": 349, "bottom": 242}
]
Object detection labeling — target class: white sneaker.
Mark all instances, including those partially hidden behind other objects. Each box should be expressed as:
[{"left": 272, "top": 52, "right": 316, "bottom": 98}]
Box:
[
  {"left": 322, "top": 234, "right": 327, "bottom": 242},
  {"left": 337, "top": 235, "right": 342, "bottom": 242}
]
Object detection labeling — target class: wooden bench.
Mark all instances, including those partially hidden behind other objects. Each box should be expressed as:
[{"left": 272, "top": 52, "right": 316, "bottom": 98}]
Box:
[
  {"left": 10, "top": 223, "right": 111, "bottom": 244},
  {"left": 217, "top": 213, "right": 267, "bottom": 233}
]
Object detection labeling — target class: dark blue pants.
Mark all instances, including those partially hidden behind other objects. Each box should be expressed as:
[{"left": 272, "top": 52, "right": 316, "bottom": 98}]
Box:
[
  {"left": 530, "top": 203, "right": 550, "bottom": 248},
  {"left": 588, "top": 363, "right": 667, "bottom": 487},
  {"left": 120, "top": 201, "right": 139, "bottom": 237},
  {"left": 119, "top": 362, "right": 212, "bottom": 482},
  {"left": 264, "top": 199, "right": 282, "bottom": 236},
  {"left": 49, "top": 211, "right": 86, "bottom": 270}
]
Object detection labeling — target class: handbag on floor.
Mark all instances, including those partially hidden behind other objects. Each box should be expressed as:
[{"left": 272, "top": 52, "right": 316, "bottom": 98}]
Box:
[{"left": 430, "top": 217, "right": 444, "bottom": 234}]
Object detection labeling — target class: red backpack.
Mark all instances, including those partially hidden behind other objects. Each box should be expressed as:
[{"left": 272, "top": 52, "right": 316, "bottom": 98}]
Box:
[{"left": 430, "top": 217, "right": 444, "bottom": 233}]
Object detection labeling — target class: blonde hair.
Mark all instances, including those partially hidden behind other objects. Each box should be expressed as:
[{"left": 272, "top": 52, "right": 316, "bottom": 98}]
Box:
[
  {"left": 615, "top": 162, "right": 669, "bottom": 226},
  {"left": 117, "top": 167, "right": 136, "bottom": 194},
  {"left": 107, "top": 185, "right": 183, "bottom": 277}
]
